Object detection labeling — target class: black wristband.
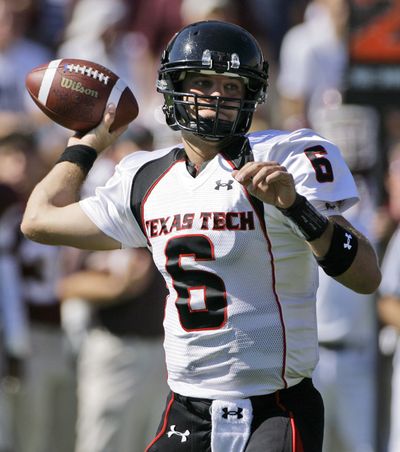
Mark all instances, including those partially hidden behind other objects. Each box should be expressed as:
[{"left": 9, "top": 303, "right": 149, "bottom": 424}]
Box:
[
  {"left": 316, "top": 222, "right": 358, "bottom": 276},
  {"left": 56, "top": 145, "right": 97, "bottom": 175},
  {"left": 277, "top": 194, "right": 329, "bottom": 241}
]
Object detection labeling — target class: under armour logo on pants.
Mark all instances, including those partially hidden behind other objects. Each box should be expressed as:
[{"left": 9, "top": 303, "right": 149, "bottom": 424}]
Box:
[{"left": 167, "top": 425, "right": 190, "bottom": 443}]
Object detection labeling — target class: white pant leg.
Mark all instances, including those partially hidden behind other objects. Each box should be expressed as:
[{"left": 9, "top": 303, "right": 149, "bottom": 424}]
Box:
[
  {"left": 314, "top": 346, "right": 376, "bottom": 452},
  {"left": 75, "top": 328, "right": 168, "bottom": 452},
  {"left": 388, "top": 346, "right": 400, "bottom": 452},
  {"left": 14, "top": 326, "right": 76, "bottom": 452}
]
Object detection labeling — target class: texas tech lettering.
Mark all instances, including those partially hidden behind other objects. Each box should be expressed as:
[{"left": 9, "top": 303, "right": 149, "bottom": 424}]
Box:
[
  {"left": 146, "top": 213, "right": 195, "bottom": 238},
  {"left": 145, "top": 211, "right": 255, "bottom": 238},
  {"left": 200, "top": 211, "right": 255, "bottom": 231}
]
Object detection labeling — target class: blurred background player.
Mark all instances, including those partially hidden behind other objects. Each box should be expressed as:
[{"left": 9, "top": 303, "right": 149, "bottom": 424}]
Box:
[
  {"left": 0, "top": 0, "right": 52, "bottom": 134},
  {"left": 0, "top": 130, "right": 76, "bottom": 452},
  {"left": 0, "top": 181, "right": 29, "bottom": 452},
  {"left": 58, "top": 127, "right": 169, "bottom": 452},
  {"left": 276, "top": 0, "right": 348, "bottom": 130},
  {"left": 377, "top": 143, "right": 400, "bottom": 452},
  {"left": 311, "top": 103, "right": 380, "bottom": 452}
]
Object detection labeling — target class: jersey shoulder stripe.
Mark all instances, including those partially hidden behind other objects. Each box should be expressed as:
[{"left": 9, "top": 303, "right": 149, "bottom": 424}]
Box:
[{"left": 129, "top": 146, "right": 185, "bottom": 236}]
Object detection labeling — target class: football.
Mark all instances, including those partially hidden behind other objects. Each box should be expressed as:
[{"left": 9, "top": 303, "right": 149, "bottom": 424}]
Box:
[{"left": 25, "top": 58, "right": 139, "bottom": 133}]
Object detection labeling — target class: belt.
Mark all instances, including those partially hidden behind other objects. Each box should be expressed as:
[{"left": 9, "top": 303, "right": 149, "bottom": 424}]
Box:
[{"left": 173, "top": 378, "right": 314, "bottom": 419}]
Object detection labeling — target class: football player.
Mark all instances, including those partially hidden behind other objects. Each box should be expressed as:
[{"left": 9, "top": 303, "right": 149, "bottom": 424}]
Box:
[{"left": 21, "top": 21, "right": 381, "bottom": 452}]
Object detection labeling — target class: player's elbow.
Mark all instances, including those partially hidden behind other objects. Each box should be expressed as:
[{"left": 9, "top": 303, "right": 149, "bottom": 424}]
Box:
[
  {"left": 359, "top": 256, "right": 382, "bottom": 294},
  {"left": 348, "top": 247, "right": 382, "bottom": 294},
  {"left": 21, "top": 214, "right": 50, "bottom": 244},
  {"left": 345, "top": 268, "right": 382, "bottom": 294},
  {"left": 361, "top": 269, "right": 382, "bottom": 294},
  {"left": 21, "top": 213, "right": 34, "bottom": 237},
  {"left": 334, "top": 263, "right": 382, "bottom": 294}
]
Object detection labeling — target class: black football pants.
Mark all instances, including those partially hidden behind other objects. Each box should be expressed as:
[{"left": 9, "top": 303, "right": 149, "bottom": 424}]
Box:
[{"left": 145, "top": 378, "right": 324, "bottom": 452}]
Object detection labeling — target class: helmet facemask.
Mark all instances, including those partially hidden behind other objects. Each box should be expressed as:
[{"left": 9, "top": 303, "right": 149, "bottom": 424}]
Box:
[
  {"left": 157, "top": 21, "right": 269, "bottom": 141},
  {"left": 158, "top": 71, "right": 260, "bottom": 141}
]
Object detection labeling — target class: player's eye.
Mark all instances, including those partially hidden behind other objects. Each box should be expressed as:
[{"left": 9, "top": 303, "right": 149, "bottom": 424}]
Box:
[
  {"left": 191, "top": 78, "right": 212, "bottom": 89},
  {"left": 224, "top": 82, "right": 243, "bottom": 94}
]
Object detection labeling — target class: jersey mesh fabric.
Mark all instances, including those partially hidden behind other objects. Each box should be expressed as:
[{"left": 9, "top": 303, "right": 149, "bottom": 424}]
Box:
[
  {"left": 142, "top": 155, "right": 285, "bottom": 398},
  {"left": 80, "top": 129, "right": 359, "bottom": 399}
]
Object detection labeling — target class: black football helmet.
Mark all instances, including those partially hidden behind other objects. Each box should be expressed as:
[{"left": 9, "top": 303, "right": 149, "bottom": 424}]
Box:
[{"left": 157, "top": 20, "right": 269, "bottom": 141}]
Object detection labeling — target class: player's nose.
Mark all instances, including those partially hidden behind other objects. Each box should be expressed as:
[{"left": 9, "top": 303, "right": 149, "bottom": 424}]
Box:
[{"left": 210, "top": 81, "right": 225, "bottom": 96}]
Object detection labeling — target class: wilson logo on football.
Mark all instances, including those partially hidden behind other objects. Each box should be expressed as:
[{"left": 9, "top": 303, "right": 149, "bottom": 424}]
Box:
[{"left": 60, "top": 77, "right": 99, "bottom": 98}]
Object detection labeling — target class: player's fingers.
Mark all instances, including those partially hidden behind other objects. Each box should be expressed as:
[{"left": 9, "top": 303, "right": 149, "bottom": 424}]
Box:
[
  {"left": 68, "top": 104, "right": 120, "bottom": 150},
  {"left": 110, "top": 124, "right": 128, "bottom": 136},
  {"left": 103, "top": 104, "right": 128, "bottom": 137},
  {"left": 233, "top": 162, "right": 280, "bottom": 185},
  {"left": 251, "top": 165, "right": 288, "bottom": 188},
  {"left": 232, "top": 162, "right": 261, "bottom": 182},
  {"left": 264, "top": 169, "right": 293, "bottom": 186},
  {"left": 103, "top": 103, "right": 116, "bottom": 128}
]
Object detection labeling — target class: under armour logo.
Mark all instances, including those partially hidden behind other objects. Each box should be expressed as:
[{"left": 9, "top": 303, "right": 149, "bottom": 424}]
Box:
[
  {"left": 222, "top": 407, "right": 243, "bottom": 419},
  {"left": 325, "top": 202, "right": 337, "bottom": 210},
  {"left": 343, "top": 232, "right": 353, "bottom": 249},
  {"left": 167, "top": 425, "right": 190, "bottom": 443},
  {"left": 215, "top": 179, "right": 234, "bottom": 190}
]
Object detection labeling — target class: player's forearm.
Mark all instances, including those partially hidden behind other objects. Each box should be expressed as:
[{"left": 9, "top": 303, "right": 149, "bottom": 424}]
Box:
[
  {"left": 23, "top": 103, "right": 123, "bottom": 234},
  {"left": 332, "top": 236, "right": 380, "bottom": 294},
  {"left": 21, "top": 162, "right": 85, "bottom": 241},
  {"left": 309, "top": 219, "right": 381, "bottom": 294},
  {"left": 37, "top": 161, "right": 86, "bottom": 206},
  {"left": 279, "top": 196, "right": 381, "bottom": 294}
]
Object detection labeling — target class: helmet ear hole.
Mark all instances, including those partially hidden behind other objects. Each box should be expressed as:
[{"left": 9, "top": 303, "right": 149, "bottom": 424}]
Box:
[{"left": 157, "top": 20, "right": 269, "bottom": 140}]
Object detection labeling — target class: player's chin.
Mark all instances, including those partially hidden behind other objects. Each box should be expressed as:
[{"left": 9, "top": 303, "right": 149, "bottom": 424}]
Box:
[{"left": 198, "top": 110, "right": 234, "bottom": 122}]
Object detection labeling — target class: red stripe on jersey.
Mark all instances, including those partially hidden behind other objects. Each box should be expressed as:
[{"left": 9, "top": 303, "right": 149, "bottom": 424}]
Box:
[
  {"left": 224, "top": 155, "right": 288, "bottom": 388},
  {"left": 144, "top": 393, "right": 175, "bottom": 451}
]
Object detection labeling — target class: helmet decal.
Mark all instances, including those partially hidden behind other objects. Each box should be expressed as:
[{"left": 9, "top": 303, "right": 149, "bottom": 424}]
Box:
[{"left": 201, "top": 50, "right": 241, "bottom": 70}]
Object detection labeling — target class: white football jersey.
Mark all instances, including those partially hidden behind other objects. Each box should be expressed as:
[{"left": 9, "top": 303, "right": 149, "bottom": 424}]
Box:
[{"left": 80, "top": 128, "right": 358, "bottom": 398}]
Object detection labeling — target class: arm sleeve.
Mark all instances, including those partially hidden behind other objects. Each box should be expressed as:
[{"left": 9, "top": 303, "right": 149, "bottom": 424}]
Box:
[
  {"left": 79, "top": 160, "right": 147, "bottom": 249},
  {"left": 274, "top": 128, "right": 359, "bottom": 212},
  {"left": 256, "top": 129, "right": 359, "bottom": 240}
]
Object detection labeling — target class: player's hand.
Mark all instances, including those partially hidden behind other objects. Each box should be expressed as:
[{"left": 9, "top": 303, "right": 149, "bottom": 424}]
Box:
[
  {"left": 67, "top": 104, "right": 128, "bottom": 154},
  {"left": 232, "top": 162, "right": 296, "bottom": 208}
]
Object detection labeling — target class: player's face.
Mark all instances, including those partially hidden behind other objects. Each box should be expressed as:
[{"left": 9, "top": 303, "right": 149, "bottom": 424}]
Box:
[{"left": 182, "top": 72, "right": 245, "bottom": 123}]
